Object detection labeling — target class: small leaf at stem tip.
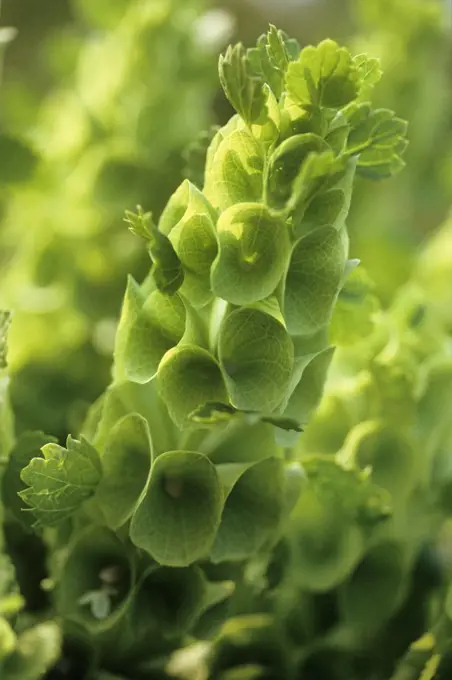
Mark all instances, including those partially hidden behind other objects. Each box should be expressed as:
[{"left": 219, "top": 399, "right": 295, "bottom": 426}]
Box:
[
  {"left": 19, "top": 436, "right": 102, "bottom": 527},
  {"left": 124, "top": 206, "right": 184, "bottom": 295}
]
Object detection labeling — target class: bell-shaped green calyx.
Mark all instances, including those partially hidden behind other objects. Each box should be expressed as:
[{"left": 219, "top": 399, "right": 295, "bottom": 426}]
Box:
[
  {"left": 204, "top": 128, "right": 265, "bottom": 212},
  {"left": 56, "top": 527, "right": 135, "bottom": 633},
  {"left": 132, "top": 566, "right": 207, "bottom": 639},
  {"left": 157, "top": 345, "right": 228, "bottom": 429},
  {"left": 130, "top": 451, "right": 223, "bottom": 567},
  {"left": 211, "top": 203, "right": 291, "bottom": 306},
  {"left": 219, "top": 305, "right": 294, "bottom": 412},
  {"left": 264, "top": 133, "right": 330, "bottom": 212},
  {"left": 284, "top": 225, "right": 347, "bottom": 335},
  {"left": 96, "top": 413, "right": 153, "bottom": 530},
  {"left": 124, "top": 289, "right": 186, "bottom": 384},
  {"left": 287, "top": 456, "right": 391, "bottom": 592},
  {"left": 283, "top": 347, "right": 336, "bottom": 425},
  {"left": 159, "top": 180, "right": 218, "bottom": 308},
  {"left": 211, "top": 457, "right": 285, "bottom": 562},
  {"left": 289, "top": 484, "right": 364, "bottom": 592}
]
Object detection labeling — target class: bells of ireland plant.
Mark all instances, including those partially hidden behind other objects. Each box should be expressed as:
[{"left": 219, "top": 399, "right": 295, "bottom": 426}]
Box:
[{"left": 15, "top": 26, "right": 408, "bottom": 675}]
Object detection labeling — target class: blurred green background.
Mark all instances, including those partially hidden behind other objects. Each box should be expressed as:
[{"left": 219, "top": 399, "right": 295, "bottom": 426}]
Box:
[{"left": 0, "top": 0, "right": 450, "bottom": 441}]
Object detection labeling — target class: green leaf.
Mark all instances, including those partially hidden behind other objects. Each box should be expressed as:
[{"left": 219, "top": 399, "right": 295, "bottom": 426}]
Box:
[
  {"left": 247, "top": 25, "right": 300, "bottom": 99},
  {"left": 211, "top": 203, "right": 291, "bottom": 305},
  {"left": 204, "top": 128, "right": 265, "bottom": 212},
  {"left": 124, "top": 289, "right": 186, "bottom": 384},
  {"left": 353, "top": 54, "right": 382, "bottom": 96},
  {"left": 20, "top": 436, "right": 102, "bottom": 527},
  {"left": 96, "top": 414, "right": 153, "bottom": 530},
  {"left": 219, "top": 306, "right": 294, "bottom": 412},
  {"left": 284, "top": 225, "right": 347, "bottom": 335},
  {"left": 218, "top": 43, "right": 268, "bottom": 126},
  {"left": 130, "top": 451, "right": 223, "bottom": 566},
  {"left": 1, "top": 431, "right": 57, "bottom": 528},
  {"left": 345, "top": 105, "right": 408, "bottom": 179},
  {"left": 124, "top": 206, "right": 184, "bottom": 295},
  {"left": 264, "top": 133, "right": 330, "bottom": 212},
  {"left": 157, "top": 346, "right": 228, "bottom": 429},
  {"left": 285, "top": 39, "right": 359, "bottom": 108},
  {"left": 211, "top": 457, "right": 285, "bottom": 562}
]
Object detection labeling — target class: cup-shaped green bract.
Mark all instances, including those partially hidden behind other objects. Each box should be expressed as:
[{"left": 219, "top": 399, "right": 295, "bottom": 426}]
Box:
[
  {"left": 204, "top": 128, "right": 265, "bottom": 212},
  {"left": 56, "top": 527, "right": 135, "bottom": 634},
  {"left": 295, "top": 187, "right": 345, "bottom": 239},
  {"left": 211, "top": 457, "right": 285, "bottom": 563},
  {"left": 282, "top": 347, "right": 335, "bottom": 428},
  {"left": 159, "top": 180, "right": 218, "bottom": 308},
  {"left": 157, "top": 345, "right": 228, "bottom": 429},
  {"left": 96, "top": 413, "right": 153, "bottom": 530},
  {"left": 211, "top": 203, "right": 291, "bottom": 306},
  {"left": 284, "top": 225, "right": 346, "bottom": 335},
  {"left": 219, "top": 306, "right": 294, "bottom": 412},
  {"left": 130, "top": 450, "right": 223, "bottom": 567},
  {"left": 132, "top": 566, "right": 207, "bottom": 640},
  {"left": 93, "top": 380, "right": 177, "bottom": 456},
  {"left": 340, "top": 542, "right": 408, "bottom": 635},
  {"left": 124, "top": 289, "right": 186, "bottom": 384},
  {"left": 289, "top": 487, "right": 364, "bottom": 592},
  {"left": 343, "top": 421, "right": 417, "bottom": 500},
  {"left": 264, "top": 133, "right": 329, "bottom": 211}
]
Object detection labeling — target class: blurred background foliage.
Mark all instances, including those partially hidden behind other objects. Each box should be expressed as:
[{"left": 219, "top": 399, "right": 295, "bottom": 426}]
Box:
[{"left": 0, "top": 0, "right": 450, "bottom": 440}]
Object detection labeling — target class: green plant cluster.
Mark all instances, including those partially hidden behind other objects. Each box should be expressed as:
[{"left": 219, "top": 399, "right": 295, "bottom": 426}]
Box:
[
  {"left": 0, "top": 0, "right": 217, "bottom": 439},
  {"left": 0, "top": 24, "right": 433, "bottom": 680}
]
